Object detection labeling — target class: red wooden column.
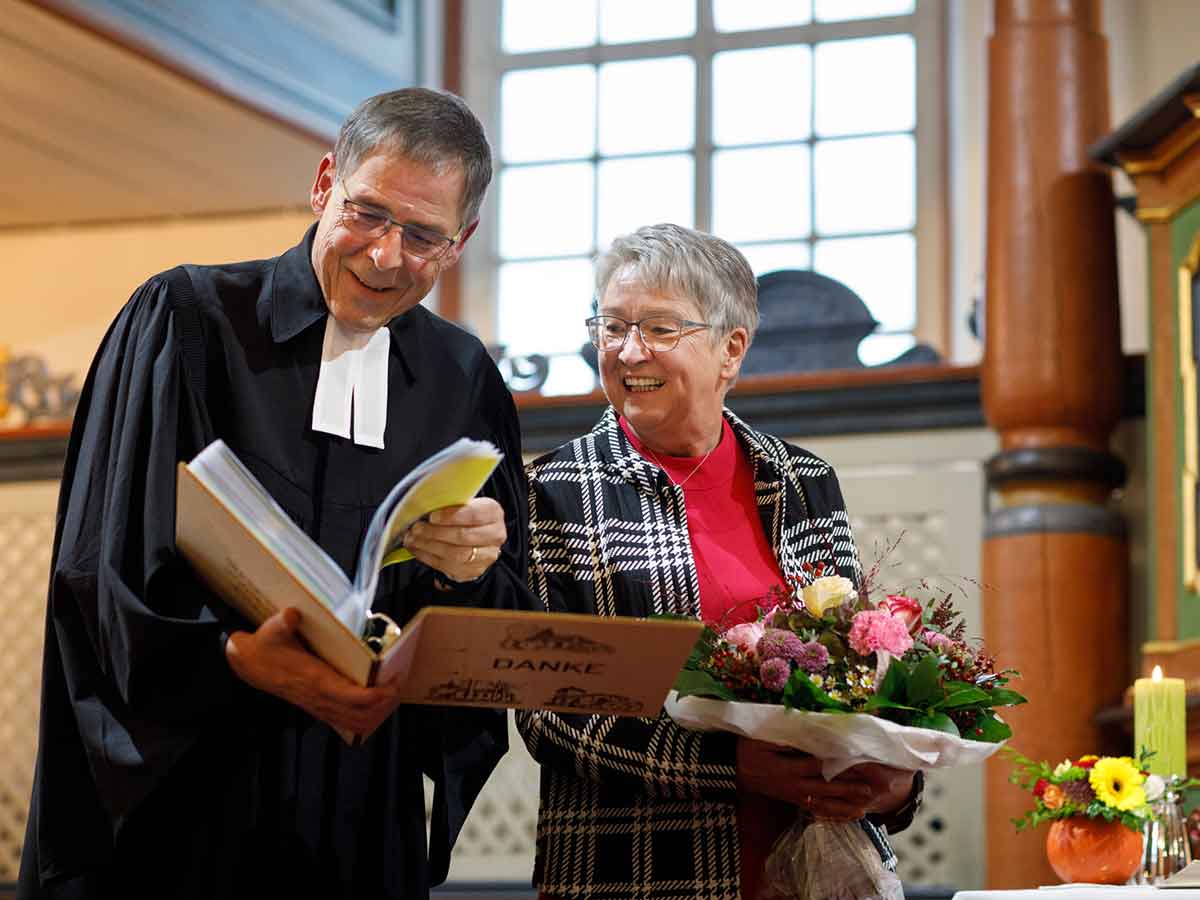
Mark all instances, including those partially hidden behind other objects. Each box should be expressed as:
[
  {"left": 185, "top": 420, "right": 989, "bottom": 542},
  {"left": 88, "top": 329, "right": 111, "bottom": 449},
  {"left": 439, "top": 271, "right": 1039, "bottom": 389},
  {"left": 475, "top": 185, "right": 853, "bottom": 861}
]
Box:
[{"left": 981, "top": 0, "right": 1128, "bottom": 888}]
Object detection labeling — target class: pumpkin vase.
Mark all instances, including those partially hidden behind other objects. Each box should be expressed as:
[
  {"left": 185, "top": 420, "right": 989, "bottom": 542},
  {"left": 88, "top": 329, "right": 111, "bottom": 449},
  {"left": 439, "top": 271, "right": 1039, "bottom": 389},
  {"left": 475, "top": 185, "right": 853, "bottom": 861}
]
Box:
[{"left": 1045, "top": 817, "right": 1143, "bottom": 884}]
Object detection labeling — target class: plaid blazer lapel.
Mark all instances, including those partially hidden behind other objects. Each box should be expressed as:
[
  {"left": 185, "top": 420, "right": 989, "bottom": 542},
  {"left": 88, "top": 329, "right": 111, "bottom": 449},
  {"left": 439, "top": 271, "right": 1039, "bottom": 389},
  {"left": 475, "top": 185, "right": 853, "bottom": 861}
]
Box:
[{"left": 725, "top": 408, "right": 807, "bottom": 587}]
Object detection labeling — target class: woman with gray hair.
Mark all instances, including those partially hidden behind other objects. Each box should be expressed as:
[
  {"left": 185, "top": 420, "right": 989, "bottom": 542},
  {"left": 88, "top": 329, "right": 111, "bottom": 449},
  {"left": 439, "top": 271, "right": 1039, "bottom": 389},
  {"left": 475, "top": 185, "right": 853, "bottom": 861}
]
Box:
[{"left": 517, "top": 223, "right": 923, "bottom": 899}]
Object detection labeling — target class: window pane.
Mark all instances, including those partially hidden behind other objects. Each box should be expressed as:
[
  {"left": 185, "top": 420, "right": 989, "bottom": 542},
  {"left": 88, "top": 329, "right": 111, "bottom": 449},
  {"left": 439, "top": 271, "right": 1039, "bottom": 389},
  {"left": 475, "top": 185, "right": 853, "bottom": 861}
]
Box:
[
  {"left": 502, "top": 0, "right": 597, "bottom": 52},
  {"left": 858, "top": 332, "right": 916, "bottom": 366},
  {"left": 814, "top": 0, "right": 914, "bottom": 23},
  {"left": 600, "top": 0, "right": 695, "bottom": 43},
  {"left": 737, "top": 242, "right": 811, "bottom": 277},
  {"left": 597, "top": 154, "right": 694, "bottom": 247},
  {"left": 599, "top": 57, "right": 695, "bottom": 155},
  {"left": 498, "top": 258, "right": 595, "bottom": 356},
  {"left": 713, "top": 46, "right": 811, "bottom": 146},
  {"left": 499, "top": 163, "right": 595, "bottom": 259},
  {"left": 539, "top": 353, "right": 599, "bottom": 396},
  {"left": 814, "top": 35, "right": 914, "bottom": 136},
  {"left": 713, "top": 145, "right": 810, "bottom": 242},
  {"left": 502, "top": 66, "right": 596, "bottom": 163},
  {"left": 713, "top": 0, "right": 813, "bottom": 32},
  {"left": 814, "top": 135, "right": 914, "bottom": 235},
  {"left": 814, "top": 233, "right": 915, "bottom": 331}
]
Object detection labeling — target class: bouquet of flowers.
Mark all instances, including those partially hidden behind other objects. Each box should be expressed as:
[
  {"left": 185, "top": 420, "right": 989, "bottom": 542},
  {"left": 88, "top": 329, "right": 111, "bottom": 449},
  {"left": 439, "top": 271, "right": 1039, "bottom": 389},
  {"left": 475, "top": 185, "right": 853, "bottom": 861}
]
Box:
[
  {"left": 665, "top": 562, "right": 1026, "bottom": 900},
  {"left": 1006, "top": 750, "right": 1182, "bottom": 883},
  {"left": 1008, "top": 751, "right": 1156, "bottom": 832}
]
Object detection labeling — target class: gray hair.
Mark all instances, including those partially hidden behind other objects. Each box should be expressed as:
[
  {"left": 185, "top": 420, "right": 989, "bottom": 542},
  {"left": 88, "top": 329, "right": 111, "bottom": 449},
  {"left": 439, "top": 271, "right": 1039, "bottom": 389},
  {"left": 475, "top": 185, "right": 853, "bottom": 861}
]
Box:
[
  {"left": 333, "top": 88, "right": 493, "bottom": 226},
  {"left": 594, "top": 224, "right": 758, "bottom": 343}
]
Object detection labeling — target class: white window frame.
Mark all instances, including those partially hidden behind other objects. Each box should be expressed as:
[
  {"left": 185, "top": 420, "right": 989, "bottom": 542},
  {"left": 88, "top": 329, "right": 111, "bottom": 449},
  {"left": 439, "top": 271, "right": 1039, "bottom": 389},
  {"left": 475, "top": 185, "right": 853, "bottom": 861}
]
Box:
[{"left": 459, "top": 0, "right": 947, "bottom": 370}]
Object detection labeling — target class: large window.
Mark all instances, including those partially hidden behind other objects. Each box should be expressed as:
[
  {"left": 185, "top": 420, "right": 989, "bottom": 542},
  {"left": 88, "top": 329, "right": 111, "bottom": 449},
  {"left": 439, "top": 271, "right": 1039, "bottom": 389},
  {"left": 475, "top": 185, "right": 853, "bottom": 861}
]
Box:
[{"left": 463, "top": 0, "right": 945, "bottom": 394}]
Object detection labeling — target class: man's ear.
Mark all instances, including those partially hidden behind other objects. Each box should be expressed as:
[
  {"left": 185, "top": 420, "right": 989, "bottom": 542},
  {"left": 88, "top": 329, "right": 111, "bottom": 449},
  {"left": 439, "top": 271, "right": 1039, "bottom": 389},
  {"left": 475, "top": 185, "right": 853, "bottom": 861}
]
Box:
[
  {"left": 721, "top": 327, "right": 749, "bottom": 380},
  {"left": 310, "top": 153, "right": 337, "bottom": 216},
  {"left": 440, "top": 218, "right": 479, "bottom": 270}
]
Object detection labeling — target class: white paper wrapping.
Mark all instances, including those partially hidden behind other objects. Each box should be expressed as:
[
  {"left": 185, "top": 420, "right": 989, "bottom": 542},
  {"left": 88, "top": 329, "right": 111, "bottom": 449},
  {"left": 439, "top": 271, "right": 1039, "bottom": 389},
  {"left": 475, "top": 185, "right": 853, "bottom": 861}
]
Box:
[{"left": 664, "top": 690, "right": 1005, "bottom": 779}]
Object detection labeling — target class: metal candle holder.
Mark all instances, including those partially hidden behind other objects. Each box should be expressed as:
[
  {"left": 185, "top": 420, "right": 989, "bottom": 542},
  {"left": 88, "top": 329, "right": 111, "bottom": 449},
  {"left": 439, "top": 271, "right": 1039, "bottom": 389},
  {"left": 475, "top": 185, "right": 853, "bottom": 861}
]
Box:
[{"left": 1137, "top": 783, "right": 1192, "bottom": 884}]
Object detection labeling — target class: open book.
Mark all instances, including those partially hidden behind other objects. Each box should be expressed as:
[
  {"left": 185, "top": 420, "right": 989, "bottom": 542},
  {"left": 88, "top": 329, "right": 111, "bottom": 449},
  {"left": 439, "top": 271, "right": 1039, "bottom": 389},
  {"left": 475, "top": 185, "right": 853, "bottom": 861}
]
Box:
[
  {"left": 175, "top": 439, "right": 702, "bottom": 739},
  {"left": 175, "top": 437, "right": 502, "bottom": 687}
]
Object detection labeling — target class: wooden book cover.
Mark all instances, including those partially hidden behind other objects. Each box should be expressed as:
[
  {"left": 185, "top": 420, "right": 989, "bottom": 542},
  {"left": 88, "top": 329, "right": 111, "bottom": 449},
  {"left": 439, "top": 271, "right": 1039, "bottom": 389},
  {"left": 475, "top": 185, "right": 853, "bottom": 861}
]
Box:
[{"left": 381, "top": 606, "right": 703, "bottom": 718}]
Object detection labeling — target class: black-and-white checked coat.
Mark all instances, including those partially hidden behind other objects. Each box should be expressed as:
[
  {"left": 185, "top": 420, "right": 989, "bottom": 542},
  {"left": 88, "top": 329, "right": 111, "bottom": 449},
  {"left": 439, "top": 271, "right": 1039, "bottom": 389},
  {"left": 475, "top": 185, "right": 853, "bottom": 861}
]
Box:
[{"left": 517, "top": 408, "right": 918, "bottom": 899}]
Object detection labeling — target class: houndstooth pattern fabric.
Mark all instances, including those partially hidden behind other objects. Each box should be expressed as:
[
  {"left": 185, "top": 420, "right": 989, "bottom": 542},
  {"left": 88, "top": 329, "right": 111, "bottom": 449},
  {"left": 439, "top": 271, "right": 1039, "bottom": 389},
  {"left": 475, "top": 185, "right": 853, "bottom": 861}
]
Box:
[{"left": 517, "top": 409, "right": 898, "bottom": 899}]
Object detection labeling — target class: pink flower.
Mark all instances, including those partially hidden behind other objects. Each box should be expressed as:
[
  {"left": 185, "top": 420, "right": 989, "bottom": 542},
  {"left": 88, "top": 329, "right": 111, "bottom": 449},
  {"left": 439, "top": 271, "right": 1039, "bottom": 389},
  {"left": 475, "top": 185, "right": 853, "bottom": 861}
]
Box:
[
  {"left": 884, "top": 594, "right": 923, "bottom": 634},
  {"left": 848, "top": 609, "right": 914, "bottom": 658},
  {"left": 724, "top": 622, "right": 765, "bottom": 654},
  {"left": 760, "top": 657, "right": 791, "bottom": 692},
  {"left": 796, "top": 641, "right": 830, "bottom": 674},
  {"left": 758, "top": 628, "right": 806, "bottom": 661},
  {"left": 921, "top": 629, "right": 955, "bottom": 651}
]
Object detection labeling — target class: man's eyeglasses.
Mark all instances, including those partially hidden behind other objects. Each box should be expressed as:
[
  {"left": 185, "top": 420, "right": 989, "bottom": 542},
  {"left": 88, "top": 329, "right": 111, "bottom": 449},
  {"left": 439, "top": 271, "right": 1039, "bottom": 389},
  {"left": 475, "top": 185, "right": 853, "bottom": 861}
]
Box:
[
  {"left": 337, "top": 178, "right": 462, "bottom": 261},
  {"left": 585, "top": 314, "right": 712, "bottom": 353}
]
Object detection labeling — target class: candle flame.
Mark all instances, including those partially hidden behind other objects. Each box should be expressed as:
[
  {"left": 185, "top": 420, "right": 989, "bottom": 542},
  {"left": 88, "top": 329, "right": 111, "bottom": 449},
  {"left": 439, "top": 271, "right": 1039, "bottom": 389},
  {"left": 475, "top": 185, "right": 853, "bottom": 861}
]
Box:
[{"left": 1152, "top": 665, "right": 1164, "bottom": 681}]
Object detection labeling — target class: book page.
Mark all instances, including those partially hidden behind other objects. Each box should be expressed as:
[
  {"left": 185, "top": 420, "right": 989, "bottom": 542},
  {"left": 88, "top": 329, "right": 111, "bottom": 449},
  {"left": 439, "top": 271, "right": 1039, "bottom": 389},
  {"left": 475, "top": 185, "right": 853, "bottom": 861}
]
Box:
[
  {"left": 187, "top": 441, "right": 356, "bottom": 630},
  {"left": 351, "top": 438, "right": 501, "bottom": 604}
]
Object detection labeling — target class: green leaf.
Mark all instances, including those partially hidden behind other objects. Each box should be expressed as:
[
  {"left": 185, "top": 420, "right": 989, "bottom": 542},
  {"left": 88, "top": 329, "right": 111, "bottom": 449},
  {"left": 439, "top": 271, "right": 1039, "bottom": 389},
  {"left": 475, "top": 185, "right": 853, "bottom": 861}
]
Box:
[
  {"left": 681, "top": 626, "right": 720, "bottom": 669},
  {"left": 818, "top": 632, "right": 847, "bottom": 659},
  {"left": 935, "top": 687, "right": 991, "bottom": 709},
  {"left": 909, "top": 711, "right": 960, "bottom": 736},
  {"left": 878, "top": 657, "right": 909, "bottom": 702},
  {"left": 985, "top": 688, "right": 1028, "bottom": 707},
  {"left": 674, "top": 668, "right": 737, "bottom": 701},
  {"left": 784, "top": 670, "right": 851, "bottom": 712},
  {"left": 971, "top": 710, "right": 1013, "bottom": 743},
  {"left": 862, "top": 695, "right": 919, "bottom": 712},
  {"left": 943, "top": 680, "right": 977, "bottom": 694},
  {"left": 907, "top": 654, "right": 942, "bottom": 706}
]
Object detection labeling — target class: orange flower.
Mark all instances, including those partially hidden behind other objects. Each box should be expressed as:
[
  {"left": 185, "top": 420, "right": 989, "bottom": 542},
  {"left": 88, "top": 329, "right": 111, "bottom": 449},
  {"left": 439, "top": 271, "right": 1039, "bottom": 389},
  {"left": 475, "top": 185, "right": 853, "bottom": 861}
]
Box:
[{"left": 1042, "top": 784, "right": 1065, "bottom": 810}]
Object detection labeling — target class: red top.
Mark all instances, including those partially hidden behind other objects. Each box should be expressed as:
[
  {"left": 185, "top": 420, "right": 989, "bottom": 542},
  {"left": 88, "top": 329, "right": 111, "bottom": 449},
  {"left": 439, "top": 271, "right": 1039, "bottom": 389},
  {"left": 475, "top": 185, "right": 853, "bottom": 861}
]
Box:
[
  {"left": 618, "top": 416, "right": 793, "bottom": 900},
  {"left": 618, "top": 416, "right": 784, "bottom": 627}
]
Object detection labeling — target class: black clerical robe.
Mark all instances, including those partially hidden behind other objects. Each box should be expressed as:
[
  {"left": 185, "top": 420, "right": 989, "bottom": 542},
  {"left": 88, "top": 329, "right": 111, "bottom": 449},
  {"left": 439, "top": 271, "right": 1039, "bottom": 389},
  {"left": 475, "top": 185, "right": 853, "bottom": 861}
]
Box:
[{"left": 18, "top": 226, "right": 533, "bottom": 899}]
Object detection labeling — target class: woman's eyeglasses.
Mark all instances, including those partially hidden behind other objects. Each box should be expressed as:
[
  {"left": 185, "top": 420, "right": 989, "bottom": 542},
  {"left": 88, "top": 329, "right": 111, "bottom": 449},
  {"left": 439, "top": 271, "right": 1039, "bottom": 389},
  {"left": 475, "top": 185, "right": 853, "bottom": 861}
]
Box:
[{"left": 585, "top": 315, "right": 712, "bottom": 353}]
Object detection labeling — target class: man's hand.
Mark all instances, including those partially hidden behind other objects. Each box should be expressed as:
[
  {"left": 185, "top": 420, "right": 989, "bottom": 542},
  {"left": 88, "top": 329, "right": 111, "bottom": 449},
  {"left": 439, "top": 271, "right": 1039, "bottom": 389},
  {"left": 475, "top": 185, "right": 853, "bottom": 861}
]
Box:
[
  {"left": 225, "top": 609, "right": 405, "bottom": 738},
  {"left": 401, "top": 496, "right": 506, "bottom": 583},
  {"left": 736, "top": 738, "right": 915, "bottom": 822}
]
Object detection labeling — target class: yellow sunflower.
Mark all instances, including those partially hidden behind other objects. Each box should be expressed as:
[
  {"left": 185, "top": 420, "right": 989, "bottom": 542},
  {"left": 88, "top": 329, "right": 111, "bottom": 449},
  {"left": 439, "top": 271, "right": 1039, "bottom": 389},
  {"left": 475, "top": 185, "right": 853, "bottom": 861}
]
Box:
[{"left": 1089, "top": 756, "right": 1146, "bottom": 811}]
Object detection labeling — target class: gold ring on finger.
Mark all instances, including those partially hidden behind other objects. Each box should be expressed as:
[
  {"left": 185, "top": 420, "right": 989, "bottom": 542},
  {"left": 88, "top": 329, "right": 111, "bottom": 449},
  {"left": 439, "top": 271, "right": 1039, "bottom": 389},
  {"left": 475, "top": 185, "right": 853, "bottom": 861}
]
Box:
[{"left": 467, "top": 546, "right": 478, "bottom": 563}]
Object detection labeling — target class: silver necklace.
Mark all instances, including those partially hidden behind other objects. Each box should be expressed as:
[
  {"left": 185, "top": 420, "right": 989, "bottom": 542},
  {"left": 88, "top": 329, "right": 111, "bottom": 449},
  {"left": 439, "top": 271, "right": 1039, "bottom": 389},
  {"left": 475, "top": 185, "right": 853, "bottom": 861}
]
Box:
[{"left": 644, "top": 443, "right": 716, "bottom": 488}]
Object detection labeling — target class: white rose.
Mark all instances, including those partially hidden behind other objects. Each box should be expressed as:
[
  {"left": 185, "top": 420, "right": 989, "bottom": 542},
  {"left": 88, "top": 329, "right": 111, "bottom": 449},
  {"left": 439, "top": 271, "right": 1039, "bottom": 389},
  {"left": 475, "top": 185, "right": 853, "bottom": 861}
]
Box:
[
  {"left": 1144, "top": 774, "right": 1166, "bottom": 803},
  {"left": 801, "top": 576, "right": 857, "bottom": 617},
  {"left": 1052, "top": 759, "right": 1074, "bottom": 778}
]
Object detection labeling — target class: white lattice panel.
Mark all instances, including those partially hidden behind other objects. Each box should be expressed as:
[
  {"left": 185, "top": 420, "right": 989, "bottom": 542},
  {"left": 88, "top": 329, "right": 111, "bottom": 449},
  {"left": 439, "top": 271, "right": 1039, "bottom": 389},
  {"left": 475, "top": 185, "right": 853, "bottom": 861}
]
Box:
[
  {"left": 426, "top": 713, "right": 540, "bottom": 882},
  {"left": 0, "top": 481, "right": 57, "bottom": 882}
]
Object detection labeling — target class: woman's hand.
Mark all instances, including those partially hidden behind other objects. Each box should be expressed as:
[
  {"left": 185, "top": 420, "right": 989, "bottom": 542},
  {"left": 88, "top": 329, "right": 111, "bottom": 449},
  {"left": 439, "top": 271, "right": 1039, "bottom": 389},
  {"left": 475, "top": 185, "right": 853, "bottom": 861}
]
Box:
[
  {"left": 735, "top": 738, "right": 915, "bottom": 821},
  {"left": 737, "top": 738, "right": 872, "bottom": 821},
  {"left": 842, "top": 762, "right": 918, "bottom": 817}
]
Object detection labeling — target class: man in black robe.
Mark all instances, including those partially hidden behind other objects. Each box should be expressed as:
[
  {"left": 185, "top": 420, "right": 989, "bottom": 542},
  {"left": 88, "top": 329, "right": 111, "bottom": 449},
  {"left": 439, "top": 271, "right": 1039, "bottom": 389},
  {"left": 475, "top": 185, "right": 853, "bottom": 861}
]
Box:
[{"left": 18, "top": 88, "right": 533, "bottom": 899}]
